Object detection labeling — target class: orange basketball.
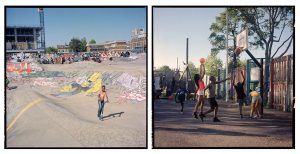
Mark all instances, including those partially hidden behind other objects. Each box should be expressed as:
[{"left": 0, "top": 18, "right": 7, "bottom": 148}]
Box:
[
  {"left": 199, "top": 58, "right": 205, "bottom": 64},
  {"left": 235, "top": 47, "right": 242, "bottom": 55}
]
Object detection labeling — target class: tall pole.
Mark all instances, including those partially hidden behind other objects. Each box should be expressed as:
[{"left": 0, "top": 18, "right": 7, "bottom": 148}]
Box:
[
  {"left": 38, "top": 8, "right": 45, "bottom": 52},
  {"left": 260, "top": 58, "right": 264, "bottom": 115},
  {"left": 186, "top": 38, "right": 189, "bottom": 97},
  {"left": 225, "top": 8, "right": 229, "bottom": 102},
  {"left": 177, "top": 57, "right": 178, "bottom": 70}
]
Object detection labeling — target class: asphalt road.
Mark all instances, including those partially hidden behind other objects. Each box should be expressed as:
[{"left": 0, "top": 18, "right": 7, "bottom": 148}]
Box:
[{"left": 154, "top": 99, "right": 294, "bottom": 148}]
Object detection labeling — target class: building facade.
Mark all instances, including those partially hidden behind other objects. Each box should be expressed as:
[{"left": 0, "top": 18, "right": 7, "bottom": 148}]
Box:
[
  {"left": 103, "top": 41, "right": 128, "bottom": 53},
  {"left": 130, "top": 28, "right": 147, "bottom": 53},
  {"left": 86, "top": 43, "right": 106, "bottom": 52},
  {"left": 57, "top": 44, "right": 70, "bottom": 53},
  {"left": 6, "top": 26, "right": 45, "bottom": 53}
]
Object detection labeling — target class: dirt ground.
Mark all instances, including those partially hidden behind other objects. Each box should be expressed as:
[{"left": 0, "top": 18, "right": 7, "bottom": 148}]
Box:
[{"left": 6, "top": 57, "right": 146, "bottom": 147}]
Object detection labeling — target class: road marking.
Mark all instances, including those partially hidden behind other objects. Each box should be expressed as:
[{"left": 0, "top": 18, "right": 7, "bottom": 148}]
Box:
[{"left": 7, "top": 98, "right": 43, "bottom": 131}]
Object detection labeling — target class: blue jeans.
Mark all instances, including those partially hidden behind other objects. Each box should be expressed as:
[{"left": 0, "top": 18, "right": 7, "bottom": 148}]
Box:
[{"left": 98, "top": 100, "right": 105, "bottom": 118}]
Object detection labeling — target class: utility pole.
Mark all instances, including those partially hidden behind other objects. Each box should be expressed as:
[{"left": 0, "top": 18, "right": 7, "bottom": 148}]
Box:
[
  {"left": 186, "top": 38, "right": 189, "bottom": 96},
  {"left": 225, "top": 8, "right": 229, "bottom": 102},
  {"left": 177, "top": 57, "right": 178, "bottom": 70}
]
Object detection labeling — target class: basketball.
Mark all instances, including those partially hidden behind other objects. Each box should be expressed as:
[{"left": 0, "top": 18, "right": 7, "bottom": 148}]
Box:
[
  {"left": 199, "top": 58, "right": 205, "bottom": 64},
  {"left": 235, "top": 47, "right": 242, "bottom": 55}
]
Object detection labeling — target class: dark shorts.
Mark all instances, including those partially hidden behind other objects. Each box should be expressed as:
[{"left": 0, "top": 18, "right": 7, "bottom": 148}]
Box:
[
  {"left": 238, "top": 98, "right": 247, "bottom": 106},
  {"left": 208, "top": 97, "right": 218, "bottom": 109},
  {"left": 176, "top": 94, "right": 185, "bottom": 103}
]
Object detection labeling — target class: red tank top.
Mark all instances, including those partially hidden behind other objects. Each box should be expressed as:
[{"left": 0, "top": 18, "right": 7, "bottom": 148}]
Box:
[{"left": 198, "top": 80, "right": 205, "bottom": 91}]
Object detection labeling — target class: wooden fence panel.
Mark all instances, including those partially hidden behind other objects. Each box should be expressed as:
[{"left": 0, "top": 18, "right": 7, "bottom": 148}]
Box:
[{"left": 270, "top": 55, "right": 293, "bottom": 112}]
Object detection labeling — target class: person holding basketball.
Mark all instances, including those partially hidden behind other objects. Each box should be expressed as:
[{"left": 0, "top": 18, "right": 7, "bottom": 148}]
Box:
[{"left": 193, "top": 60, "right": 206, "bottom": 120}]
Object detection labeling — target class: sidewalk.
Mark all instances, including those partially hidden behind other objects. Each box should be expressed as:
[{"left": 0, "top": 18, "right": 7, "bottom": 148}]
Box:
[{"left": 154, "top": 99, "right": 294, "bottom": 148}]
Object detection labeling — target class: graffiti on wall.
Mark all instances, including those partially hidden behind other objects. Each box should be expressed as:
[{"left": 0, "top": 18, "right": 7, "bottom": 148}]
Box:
[
  {"left": 116, "top": 73, "right": 139, "bottom": 90},
  {"left": 7, "top": 62, "right": 43, "bottom": 74},
  {"left": 54, "top": 72, "right": 102, "bottom": 97},
  {"left": 7, "top": 62, "right": 32, "bottom": 73},
  {"left": 119, "top": 90, "right": 146, "bottom": 102},
  {"left": 7, "top": 68, "right": 146, "bottom": 103},
  {"left": 32, "top": 77, "right": 58, "bottom": 88}
]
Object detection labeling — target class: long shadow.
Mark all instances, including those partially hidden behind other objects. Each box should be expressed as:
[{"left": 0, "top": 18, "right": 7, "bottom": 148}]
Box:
[
  {"left": 154, "top": 99, "right": 293, "bottom": 131},
  {"left": 8, "top": 86, "right": 18, "bottom": 90},
  {"left": 102, "top": 112, "right": 124, "bottom": 121},
  {"left": 155, "top": 126, "right": 268, "bottom": 137}
]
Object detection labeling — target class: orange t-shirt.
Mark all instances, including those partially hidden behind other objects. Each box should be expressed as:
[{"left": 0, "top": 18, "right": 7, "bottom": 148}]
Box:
[{"left": 198, "top": 80, "right": 205, "bottom": 92}]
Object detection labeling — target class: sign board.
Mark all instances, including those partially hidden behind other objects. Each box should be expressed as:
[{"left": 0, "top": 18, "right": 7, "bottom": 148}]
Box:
[
  {"left": 236, "top": 29, "right": 249, "bottom": 50},
  {"left": 250, "top": 67, "right": 260, "bottom": 81}
]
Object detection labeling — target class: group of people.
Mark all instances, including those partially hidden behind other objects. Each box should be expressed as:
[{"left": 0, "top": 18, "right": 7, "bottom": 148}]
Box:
[
  {"left": 7, "top": 50, "right": 133, "bottom": 65},
  {"left": 175, "top": 62, "right": 263, "bottom": 122}
]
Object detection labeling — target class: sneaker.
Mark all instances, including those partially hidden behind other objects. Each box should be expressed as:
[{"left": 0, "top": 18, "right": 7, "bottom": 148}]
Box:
[
  {"left": 193, "top": 112, "right": 198, "bottom": 119},
  {"left": 240, "top": 114, "right": 243, "bottom": 119},
  {"left": 199, "top": 113, "right": 205, "bottom": 122},
  {"left": 180, "top": 111, "right": 184, "bottom": 115},
  {"left": 213, "top": 117, "right": 221, "bottom": 122}
]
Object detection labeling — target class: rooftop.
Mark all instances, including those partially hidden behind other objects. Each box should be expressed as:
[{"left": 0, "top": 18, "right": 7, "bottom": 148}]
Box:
[{"left": 6, "top": 25, "right": 43, "bottom": 30}]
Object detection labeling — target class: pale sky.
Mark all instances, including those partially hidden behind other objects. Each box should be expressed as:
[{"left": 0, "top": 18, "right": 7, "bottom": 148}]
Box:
[
  {"left": 153, "top": 7, "right": 294, "bottom": 70},
  {"left": 7, "top": 8, "right": 146, "bottom": 47}
]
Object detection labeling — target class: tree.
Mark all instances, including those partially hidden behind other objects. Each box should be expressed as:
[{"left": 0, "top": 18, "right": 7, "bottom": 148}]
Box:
[
  {"left": 188, "top": 61, "right": 199, "bottom": 79},
  {"left": 228, "top": 58, "right": 246, "bottom": 73},
  {"left": 80, "top": 37, "right": 87, "bottom": 52},
  {"left": 45, "top": 47, "right": 58, "bottom": 54},
  {"left": 239, "top": 7, "right": 294, "bottom": 103},
  {"left": 239, "top": 7, "right": 294, "bottom": 58},
  {"left": 210, "top": 7, "right": 294, "bottom": 104},
  {"left": 209, "top": 8, "right": 246, "bottom": 79},
  {"left": 69, "top": 38, "right": 82, "bottom": 52},
  {"left": 158, "top": 65, "right": 172, "bottom": 73},
  {"left": 209, "top": 8, "right": 244, "bottom": 55},
  {"left": 89, "top": 39, "right": 96, "bottom": 44},
  {"left": 205, "top": 54, "right": 223, "bottom": 77}
]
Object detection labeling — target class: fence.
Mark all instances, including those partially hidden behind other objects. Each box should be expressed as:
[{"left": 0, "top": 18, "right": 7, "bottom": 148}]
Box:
[{"left": 270, "top": 55, "right": 294, "bottom": 112}]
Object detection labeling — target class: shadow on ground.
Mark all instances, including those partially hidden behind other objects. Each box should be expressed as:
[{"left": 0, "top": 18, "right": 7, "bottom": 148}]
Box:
[
  {"left": 102, "top": 112, "right": 124, "bottom": 121},
  {"left": 154, "top": 99, "right": 293, "bottom": 142}
]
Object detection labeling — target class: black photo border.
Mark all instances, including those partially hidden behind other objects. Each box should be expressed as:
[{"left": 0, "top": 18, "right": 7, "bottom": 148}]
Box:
[{"left": 152, "top": 5, "right": 295, "bottom": 149}]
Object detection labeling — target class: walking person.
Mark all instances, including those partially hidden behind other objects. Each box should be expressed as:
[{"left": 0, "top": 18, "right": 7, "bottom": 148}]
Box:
[
  {"left": 200, "top": 76, "right": 230, "bottom": 122},
  {"left": 175, "top": 86, "right": 186, "bottom": 114},
  {"left": 193, "top": 64, "right": 206, "bottom": 120},
  {"left": 232, "top": 69, "right": 247, "bottom": 118},
  {"left": 98, "top": 85, "right": 109, "bottom": 121}
]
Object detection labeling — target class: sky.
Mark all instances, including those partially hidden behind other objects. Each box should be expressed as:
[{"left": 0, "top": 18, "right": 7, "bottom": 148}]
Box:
[
  {"left": 6, "top": 8, "right": 146, "bottom": 47},
  {"left": 153, "top": 8, "right": 294, "bottom": 70}
]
